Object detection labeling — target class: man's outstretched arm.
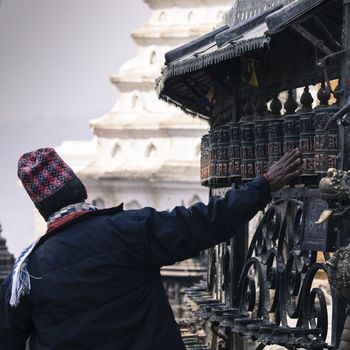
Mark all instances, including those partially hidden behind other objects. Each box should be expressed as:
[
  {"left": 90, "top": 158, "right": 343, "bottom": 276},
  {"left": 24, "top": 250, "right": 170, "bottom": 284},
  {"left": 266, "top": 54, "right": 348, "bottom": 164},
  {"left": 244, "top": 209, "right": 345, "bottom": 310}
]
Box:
[{"left": 138, "top": 149, "right": 302, "bottom": 266}]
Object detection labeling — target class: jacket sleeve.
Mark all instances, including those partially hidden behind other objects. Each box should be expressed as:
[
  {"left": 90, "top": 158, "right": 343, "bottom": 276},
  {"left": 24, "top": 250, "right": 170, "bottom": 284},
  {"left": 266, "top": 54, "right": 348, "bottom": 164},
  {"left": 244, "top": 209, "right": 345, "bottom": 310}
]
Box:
[
  {"left": 0, "top": 276, "right": 32, "bottom": 350},
  {"left": 138, "top": 176, "right": 271, "bottom": 267}
]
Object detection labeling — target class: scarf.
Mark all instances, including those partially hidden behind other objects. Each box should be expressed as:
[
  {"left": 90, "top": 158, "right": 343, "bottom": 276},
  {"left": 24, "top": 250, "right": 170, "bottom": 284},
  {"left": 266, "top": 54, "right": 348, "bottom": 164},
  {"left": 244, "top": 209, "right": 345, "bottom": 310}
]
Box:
[{"left": 10, "top": 202, "right": 98, "bottom": 307}]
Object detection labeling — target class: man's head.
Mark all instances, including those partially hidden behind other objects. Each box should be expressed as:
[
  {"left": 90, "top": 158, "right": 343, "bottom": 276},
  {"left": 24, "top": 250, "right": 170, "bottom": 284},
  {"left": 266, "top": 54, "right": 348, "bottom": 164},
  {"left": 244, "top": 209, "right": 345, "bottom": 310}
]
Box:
[{"left": 18, "top": 148, "right": 87, "bottom": 221}]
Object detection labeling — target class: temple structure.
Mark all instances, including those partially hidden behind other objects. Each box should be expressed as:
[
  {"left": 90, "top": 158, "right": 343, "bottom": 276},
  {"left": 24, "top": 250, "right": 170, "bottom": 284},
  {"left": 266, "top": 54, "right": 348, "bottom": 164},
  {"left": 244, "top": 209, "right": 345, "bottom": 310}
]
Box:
[
  {"left": 71, "top": 0, "right": 232, "bottom": 213},
  {"left": 34, "top": 0, "right": 233, "bottom": 319},
  {"left": 0, "top": 224, "right": 15, "bottom": 283}
]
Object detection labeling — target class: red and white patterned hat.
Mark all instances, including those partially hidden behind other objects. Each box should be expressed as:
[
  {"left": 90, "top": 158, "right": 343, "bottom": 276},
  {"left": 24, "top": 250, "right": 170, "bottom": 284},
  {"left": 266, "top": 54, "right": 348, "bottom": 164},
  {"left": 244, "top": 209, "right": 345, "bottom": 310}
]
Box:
[{"left": 18, "top": 148, "right": 87, "bottom": 221}]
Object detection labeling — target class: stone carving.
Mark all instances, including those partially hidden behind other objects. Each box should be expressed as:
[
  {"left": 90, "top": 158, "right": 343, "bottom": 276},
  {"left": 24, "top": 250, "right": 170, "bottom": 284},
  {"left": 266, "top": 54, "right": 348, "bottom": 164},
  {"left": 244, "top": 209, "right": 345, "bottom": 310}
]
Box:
[
  {"left": 317, "top": 168, "right": 350, "bottom": 293},
  {"left": 318, "top": 168, "right": 350, "bottom": 350},
  {"left": 316, "top": 168, "right": 350, "bottom": 224},
  {"left": 327, "top": 246, "right": 350, "bottom": 300},
  {"left": 319, "top": 168, "right": 350, "bottom": 202}
]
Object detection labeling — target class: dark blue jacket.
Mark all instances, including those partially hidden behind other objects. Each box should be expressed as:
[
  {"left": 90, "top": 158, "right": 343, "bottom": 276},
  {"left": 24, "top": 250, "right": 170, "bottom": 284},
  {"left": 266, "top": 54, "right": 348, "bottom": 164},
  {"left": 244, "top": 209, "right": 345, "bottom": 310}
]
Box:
[{"left": 0, "top": 177, "right": 271, "bottom": 350}]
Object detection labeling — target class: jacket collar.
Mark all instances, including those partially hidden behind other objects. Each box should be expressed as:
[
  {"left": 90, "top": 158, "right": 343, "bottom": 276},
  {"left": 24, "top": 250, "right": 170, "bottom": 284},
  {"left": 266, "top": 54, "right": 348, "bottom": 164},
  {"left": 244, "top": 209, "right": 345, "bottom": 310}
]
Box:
[{"left": 45, "top": 203, "right": 124, "bottom": 236}]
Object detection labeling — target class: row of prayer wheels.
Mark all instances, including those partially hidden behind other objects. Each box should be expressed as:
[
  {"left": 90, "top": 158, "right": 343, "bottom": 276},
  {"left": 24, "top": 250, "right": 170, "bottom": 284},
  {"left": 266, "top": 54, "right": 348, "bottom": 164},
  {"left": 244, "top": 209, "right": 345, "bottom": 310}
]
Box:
[{"left": 200, "top": 84, "right": 340, "bottom": 187}]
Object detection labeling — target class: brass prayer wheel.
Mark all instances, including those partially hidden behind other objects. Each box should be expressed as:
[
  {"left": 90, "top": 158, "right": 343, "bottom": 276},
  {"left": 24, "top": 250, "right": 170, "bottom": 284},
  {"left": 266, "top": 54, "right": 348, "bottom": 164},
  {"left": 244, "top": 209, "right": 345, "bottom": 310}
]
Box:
[
  {"left": 299, "top": 86, "right": 316, "bottom": 177},
  {"left": 268, "top": 95, "right": 284, "bottom": 169},
  {"left": 228, "top": 122, "right": 241, "bottom": 183},
  {"left": 210, "top": 125, "right": 230, "bottom": 187},
  {"left": 254, "top": 97, "right": 269, "bottom": 176},
  {"left": 283, "top": 90, "right": 300, "bottom": 153},
  {"left": 200, "top": 134, "right": 210, "bottom": 187},
  {"left": 240, "top": 121, "right": 255, "bottom": 180},
  {"left": 314, "top": 82, "right": 340, "bottom": 176},
  {"left": 240, "top": 99, "right": 256, "bottom": 180},
  {"left": 254, "top": 120, "right": 269, "bottom": 176}
]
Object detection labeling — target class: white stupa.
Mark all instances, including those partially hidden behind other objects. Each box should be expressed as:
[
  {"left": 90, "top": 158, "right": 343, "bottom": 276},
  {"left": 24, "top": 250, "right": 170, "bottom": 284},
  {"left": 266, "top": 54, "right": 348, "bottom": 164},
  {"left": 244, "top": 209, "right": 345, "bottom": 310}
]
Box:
[
  {"left": 32, "top": 0, "right": 233, "bottom": 319},
  {"left": 79, "top": 0, "right": 233, "bottom": 212},
  {"left": 35, "top": 0, "right": 233, "bottom": 237}
]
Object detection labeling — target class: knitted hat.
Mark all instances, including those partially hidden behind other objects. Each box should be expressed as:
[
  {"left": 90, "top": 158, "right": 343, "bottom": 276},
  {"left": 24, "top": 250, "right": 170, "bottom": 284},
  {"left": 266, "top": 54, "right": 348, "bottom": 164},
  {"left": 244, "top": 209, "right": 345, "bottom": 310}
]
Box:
[{"left": 18, "top": 148, "right": 87, "bottom": 221}]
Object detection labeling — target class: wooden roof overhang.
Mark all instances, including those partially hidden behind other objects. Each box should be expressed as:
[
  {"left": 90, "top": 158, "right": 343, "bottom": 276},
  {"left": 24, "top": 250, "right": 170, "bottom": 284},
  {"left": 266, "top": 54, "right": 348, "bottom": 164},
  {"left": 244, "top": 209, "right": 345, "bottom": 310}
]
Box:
[{"left": 157, "top": 0, "right": 343, "bottom": 121}]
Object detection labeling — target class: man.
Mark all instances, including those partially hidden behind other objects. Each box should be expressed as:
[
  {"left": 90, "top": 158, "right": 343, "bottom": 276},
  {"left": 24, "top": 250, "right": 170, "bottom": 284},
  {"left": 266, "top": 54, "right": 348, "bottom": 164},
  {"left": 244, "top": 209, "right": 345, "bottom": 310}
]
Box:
[{"left": 0, "top": 147, "right": 301, "bottom": 350}]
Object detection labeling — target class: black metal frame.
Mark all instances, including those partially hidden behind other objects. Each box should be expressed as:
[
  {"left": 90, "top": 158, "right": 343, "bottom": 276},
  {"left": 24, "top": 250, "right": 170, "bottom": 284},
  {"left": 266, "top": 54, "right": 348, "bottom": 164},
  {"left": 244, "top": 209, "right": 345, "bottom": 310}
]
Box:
[{"left": 159, "top": 0, "right": 350, "bottom": 349}]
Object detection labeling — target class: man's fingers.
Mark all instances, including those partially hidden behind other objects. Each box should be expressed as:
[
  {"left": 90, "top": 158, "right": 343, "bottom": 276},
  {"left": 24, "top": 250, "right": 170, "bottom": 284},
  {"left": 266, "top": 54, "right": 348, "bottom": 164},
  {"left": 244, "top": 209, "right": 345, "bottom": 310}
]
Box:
[
  {"left": 281, "top": 148, "right": 301, "bottom": 167},
  {"left": 283, "top": 157, "right": 302, "bottom": 174},
  {"left": 265, "top": 148, "right": 302, "bottom": 190},
  {"left": 274, "top": 148, "right": 301, "bottom": 170},
  {"left": 269, "top": 149, "right": 301, "bottom": 176},
  {"left": 284, "top": 169, "right": 301, "bottom": 183},
  {"left": 278, "top": 148, "right": 296, "bottom": 163}
]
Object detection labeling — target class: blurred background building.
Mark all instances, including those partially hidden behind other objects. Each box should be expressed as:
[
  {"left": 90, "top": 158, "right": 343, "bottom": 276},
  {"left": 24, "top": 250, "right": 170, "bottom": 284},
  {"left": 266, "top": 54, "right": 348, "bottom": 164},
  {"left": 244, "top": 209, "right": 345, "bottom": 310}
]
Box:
[
  {"left": 0, "top": 224, "right": 15, "bottom": 284},
  {"left": 31, "top": 0, "right": 233, "bottom": 319}
]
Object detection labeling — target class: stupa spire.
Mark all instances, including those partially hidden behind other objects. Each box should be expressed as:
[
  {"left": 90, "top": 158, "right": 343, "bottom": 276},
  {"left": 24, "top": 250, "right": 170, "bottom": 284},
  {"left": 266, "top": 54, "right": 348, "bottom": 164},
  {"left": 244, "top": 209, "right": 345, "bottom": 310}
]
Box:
[{"left": 0, "top": 224, "right": 15, "bottom": 282}]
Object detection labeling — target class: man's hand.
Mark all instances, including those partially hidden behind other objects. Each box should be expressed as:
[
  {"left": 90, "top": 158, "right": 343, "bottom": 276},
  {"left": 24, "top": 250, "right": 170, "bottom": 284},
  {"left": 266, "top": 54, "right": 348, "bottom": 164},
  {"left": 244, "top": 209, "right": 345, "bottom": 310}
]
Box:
[{"left": 264, "top": 148, "right": 302, "bottom": 192}]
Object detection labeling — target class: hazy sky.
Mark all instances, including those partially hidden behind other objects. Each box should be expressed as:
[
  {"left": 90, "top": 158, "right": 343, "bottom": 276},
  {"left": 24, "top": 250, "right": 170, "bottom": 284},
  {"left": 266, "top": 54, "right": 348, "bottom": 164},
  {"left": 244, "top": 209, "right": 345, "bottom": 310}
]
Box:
[{"left": 0, "top": 0, "right": 150, "bottom": 256}]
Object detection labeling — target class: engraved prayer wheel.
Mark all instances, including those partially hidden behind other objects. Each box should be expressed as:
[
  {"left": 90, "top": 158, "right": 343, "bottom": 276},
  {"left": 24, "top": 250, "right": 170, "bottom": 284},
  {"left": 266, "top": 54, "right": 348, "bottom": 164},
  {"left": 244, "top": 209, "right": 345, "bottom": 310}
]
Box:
[
  {"left": 268, "top": 95, "right": 283, "bottom": 169},
  {"left": 228, "top": 122, "right": 241, "bottom": 183},
  {"left": 208, "top": 128, "right": 215, "bottom": 186},
  {"left": 210, "top": 125, "right": 230, "bottom": 187},
  {"left": 314, "top": 82, "right": 340, "bottom": 176},
  {"left": 200, "top": 133, "right": 210, "bottom": 187},
  {"left": 299, "top": 86, "right": 316, "bottom": 178},
  {"left": 283, "top": 89, "right": 300, "bottom": 153},
  {"left": 240, "top": 99, "right": 255, "bottom": 180},
  {"left": 254, "top": 97, "right": 269, "bottom": 176},
  {"left": 240, "top": 122, "right": 255, "bottom": 180}
]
